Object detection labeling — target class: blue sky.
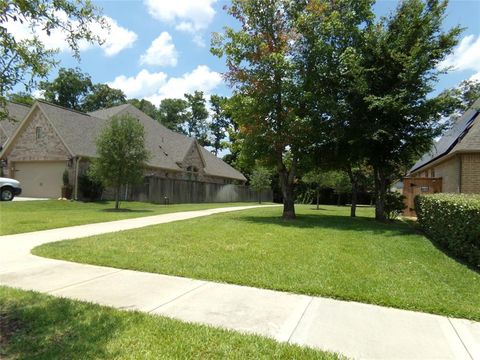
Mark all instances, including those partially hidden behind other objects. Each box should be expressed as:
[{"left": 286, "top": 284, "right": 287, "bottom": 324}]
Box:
[{"left": 12, "top": 0, "right": 480, "bottom": 104}]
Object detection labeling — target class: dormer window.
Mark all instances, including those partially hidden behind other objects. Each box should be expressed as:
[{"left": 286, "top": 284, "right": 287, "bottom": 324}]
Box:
[{"left": 35, "top": 127, "right": 42, "bottom": 140}]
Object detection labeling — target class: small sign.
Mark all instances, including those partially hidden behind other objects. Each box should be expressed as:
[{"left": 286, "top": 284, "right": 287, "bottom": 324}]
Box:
[{"left": 420, "top": 186, "right": 429, "bottom": 192}]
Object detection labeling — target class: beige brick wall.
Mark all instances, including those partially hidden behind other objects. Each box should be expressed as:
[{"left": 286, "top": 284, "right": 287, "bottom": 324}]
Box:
[
  {"left": 461, "top": 153, "right": 480, "bottom": 193},
  {"left": 7, "top": 108, "right": 70, "bottom": 162}
]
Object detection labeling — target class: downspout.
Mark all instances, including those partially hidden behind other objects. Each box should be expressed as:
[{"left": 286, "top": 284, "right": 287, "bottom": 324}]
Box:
[{"left": 74, "top": 156, "right": 82, "bottom": 200}]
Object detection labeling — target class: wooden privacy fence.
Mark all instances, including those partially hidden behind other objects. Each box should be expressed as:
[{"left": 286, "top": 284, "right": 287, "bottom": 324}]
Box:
[{"left": 128, "top": 176, "right": 273, "bottom": 204}]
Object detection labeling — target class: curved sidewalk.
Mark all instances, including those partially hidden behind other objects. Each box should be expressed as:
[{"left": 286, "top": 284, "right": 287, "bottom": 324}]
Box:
[{"left": 0, "top": 205, "right": 478, "bottom": 360}]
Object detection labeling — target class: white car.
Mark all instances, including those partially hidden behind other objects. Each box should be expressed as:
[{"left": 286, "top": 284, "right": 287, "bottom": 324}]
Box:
[{"left": 0, "top": 177, "right": 22, "bottom": 201}]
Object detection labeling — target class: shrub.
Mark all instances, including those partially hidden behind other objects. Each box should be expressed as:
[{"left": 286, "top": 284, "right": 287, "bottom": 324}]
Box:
[
  {"left": 383, "top": 192, "right": 406, "bottom": 220},
  {"left": 78, "top": 173, "right": 104, "bottom": 201},
  {"left": 62, "top": 169, "right": 70, "bottom": 186},
  {"left": 415, "top": 194, "right": 480, "bottom": 268}
]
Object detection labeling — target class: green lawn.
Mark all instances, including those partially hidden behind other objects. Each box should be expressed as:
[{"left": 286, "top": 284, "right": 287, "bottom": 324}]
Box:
[
  {"left": 34, "top": 205, "right": 480, "bottom": 321},
  {"left": 0, "top": 200, "right": 262, "bottom": 235},
  {"left": 0, "top": 287, "right": 339, "bottom": 360}
]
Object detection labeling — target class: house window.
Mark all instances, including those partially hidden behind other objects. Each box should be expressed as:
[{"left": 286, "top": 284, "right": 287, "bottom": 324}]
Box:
[
  {"left": 430, "top": 169, "right": 435, "bottom": 178},
  {"left": 35, "top": 127, "right": 42, "bottom": 140}
]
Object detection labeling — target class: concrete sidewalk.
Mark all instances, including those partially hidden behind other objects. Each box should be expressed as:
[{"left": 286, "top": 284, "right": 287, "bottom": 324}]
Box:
[{"left": 0, "top": 205, "right": 478, "bottom": 359}]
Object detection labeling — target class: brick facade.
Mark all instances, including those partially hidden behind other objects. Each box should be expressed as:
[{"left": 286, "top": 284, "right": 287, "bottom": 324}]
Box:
[
  {"left": 461, "top": 153, "right": 480, "bottom": 193},
  {"left": 7, "top": 108, "right": 71, "bottom": 162}
]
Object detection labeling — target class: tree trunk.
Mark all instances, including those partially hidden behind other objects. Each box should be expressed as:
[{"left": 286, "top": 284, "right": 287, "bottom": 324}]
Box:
[
  {"left": 277, "top": 158, "right": 296, "bottom": 220},
  {"left": 350, "top": 185, "right": 358, "bottom": 217},
  {"left": 374, "top": 167, "right": 387, "bottom": 222},
  {"left": 347, "top": 167, "right": 357, "bottom": 218},
  {"left": 114, "top": 186, "right": 120, "bottom": 210},
  {"left": 316, "top": 188, "right": 320, "bottom": 210},
  {"left": 258, "top": 191, "right": 262, "bottom": 204},
  {"left": 336, "top": 193, "right": 341, "bottom": 206}
]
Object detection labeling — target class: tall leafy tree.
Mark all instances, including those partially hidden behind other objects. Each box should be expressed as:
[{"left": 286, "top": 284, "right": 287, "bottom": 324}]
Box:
[
  {"left": 184, "top": 91, "right": 210, "bottom": 146},
  {"left": 438, "top": 80, "right": 480, "bottom": 120},
  {"left": 349, "top": 0, "right": 461, "bottom": 221},
  {"left": 128, "top": 99, "right": 159, "bottom": 121},
  {"left": 39, "top": 68, "right": 92, "bottom": 110},
  {"left": 209, "top": 95, "right": 229, "bottom": 156},
  {"left": 0, "top": 0, "right": 105, "bottom": 116},
  {"left": 250, "top": 166, "right": 272, "bottom": 204},
  {"left": 82, "top": 84, "right": 126, "bottom": 112},
  {"left": 158, "top": 98, "right": 189, "bottom": 132},
  {"left": 90, "top": 114, "right": 149, "bottom": 210},
  {"left": 212, "top": 0, "right": 310, "bottom": 220}
]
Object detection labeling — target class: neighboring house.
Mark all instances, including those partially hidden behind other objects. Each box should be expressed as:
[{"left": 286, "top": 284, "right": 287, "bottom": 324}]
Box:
[
  {"left": 403, "top": 98, "right": 480, "bottom": 215},
  {"left": 0, "top": 102, "right": 30, "bottom": 149},
  {"left": 0, "top": 101, "right": 247, "bottom": 199}
]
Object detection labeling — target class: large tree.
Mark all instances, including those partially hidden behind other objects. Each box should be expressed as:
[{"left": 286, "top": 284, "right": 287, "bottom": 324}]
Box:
[
  {"left": 212, "top": 0, "right": 310, "bottom": 219},
  {"left": 184, "top": 91, "right": 210, "bottom": 146},
  {"left": 39, "top": 67, "right": 92, "bottom": 110},
  {"left": 0, "top": 0, "right": 105, "bottom": 116},
  {"left": 438, "top": 79, "right": 480, "bottom": 120},
  {"left": 90, "top": 114, "right": 149, "bottom": 210},
  {"left": 82, "top": 84, "right": 126, "bottom": 112},
  {"left": 209, "top": 95, "right": 229, "bottom": 156},
  {"left": 350, "top": 0, "right": 461, "bottom": 221},
  {"left": 158, "top": 98, "right": 189, "bottom": 132},
  {"left": 128, "top": 98, "right": 159, "bottom": 120}
]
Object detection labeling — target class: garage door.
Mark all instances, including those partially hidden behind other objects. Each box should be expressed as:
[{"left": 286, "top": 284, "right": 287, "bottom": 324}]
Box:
[{"left": 14, "top": 161, "right": 67, "bottom": 198}]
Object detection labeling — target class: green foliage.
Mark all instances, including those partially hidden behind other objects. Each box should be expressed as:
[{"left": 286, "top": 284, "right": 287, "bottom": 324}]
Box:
[
  {"left": 82, "top": 84, "right": 126, "bottom": 112},
  {"left": 128, "top": 98, "right": 159, "bottom": 120},
  {"left": 250, "top": 167, "right": 272, "bottom": 203},
  {"left": 78, "top": 172, "right": 104, "bottom": 201},
  {"left": 0, "top": 0, "right": 105, "bottom": 116},
  {"left": 62, "top": 169, "right": 70, "bottom": 187},
  {"left": 383, "top": 192, "right": 406, "bottom": 220},
  {"left": 158, "top": 98, "right": 189, "bottom": 132},
  {"left": 209, "top": 95, "right": 229, "bottom": 156},
  {"left": 184, "top": 91, "right": 210, "bottom": 146},
  {"left": 39, "top": 68, "right": 93, "bottom": 110},
  {"left": 7, "top": 92, "right": 35, "bottom": 106},
  {"left": 90, "top": 114, "right": 149, "bottom": 209},
  {"left": 415, "top": 194, "right": 480, "bottom": 268}
]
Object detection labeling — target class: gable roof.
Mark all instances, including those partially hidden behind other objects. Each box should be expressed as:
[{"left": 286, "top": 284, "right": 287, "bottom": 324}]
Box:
[
  {"left": 410, "top": 98, "right": 480, "bottom": 173},
  {"left": 2, "top": 101, "right": 246, "bottom": 181},
  {"left": 0, "top": 102, "right": 31, "bottom": 138}
]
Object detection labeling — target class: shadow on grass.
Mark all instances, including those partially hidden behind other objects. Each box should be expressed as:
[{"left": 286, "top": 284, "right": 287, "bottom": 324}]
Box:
[
  {"left": 239, "top": 213, "right": 415, "bottom": 237},
  {"left": 0, "top": 292, "right": 125, "bottom": 359}
]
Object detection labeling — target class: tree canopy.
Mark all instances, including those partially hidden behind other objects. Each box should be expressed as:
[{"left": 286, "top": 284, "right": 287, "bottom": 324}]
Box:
[
  {"left": 90, "top": 114, "right": 149, "bottom": 210},
  {"left": 0, "top": 0, "right": 105, "bottom": 116}
]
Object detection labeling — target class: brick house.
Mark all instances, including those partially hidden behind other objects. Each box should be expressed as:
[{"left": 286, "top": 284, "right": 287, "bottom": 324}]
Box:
[
  {"left": 403, "top": 98, "right": 480, "bottom": 215},
  {"left": 0, "top": 101, "right": 247, "bottom": 199}
]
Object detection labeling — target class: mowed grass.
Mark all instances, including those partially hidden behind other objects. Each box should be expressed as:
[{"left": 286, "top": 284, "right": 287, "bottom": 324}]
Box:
[
  {"left": 34, "top": 205, "right": 480, "bottom": 321},
  {"left": 0, "top": 287, "right": 340, "bottom": 359},
  {"left": 0, "top": 200, "right": 263, "bottom": 235}
]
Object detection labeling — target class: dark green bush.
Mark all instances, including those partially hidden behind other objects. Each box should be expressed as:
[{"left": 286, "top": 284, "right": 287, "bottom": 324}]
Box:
[
  {"left": 384, "top": 192, "right": 406, "bottom": 220},
  {"left": 415, "top": 194, "right": 480, "bottom": 268},
  {"left": 78, "top": 173, "right": 104, "bottom": 201}
]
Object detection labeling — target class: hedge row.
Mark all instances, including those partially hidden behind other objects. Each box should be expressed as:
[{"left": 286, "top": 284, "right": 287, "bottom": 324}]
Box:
[{"left": 415, "top": 194, "right": 480, "bottom": 268}]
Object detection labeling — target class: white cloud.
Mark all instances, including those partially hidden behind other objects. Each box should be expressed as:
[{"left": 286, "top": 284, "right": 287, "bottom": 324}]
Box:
[
  {"left": 144, "top": 0, "right": 217, "bottom": 46},
  {"left": 4, "top": 13, "right": 137, "bottom": 57},
  {"left": 140, "top": 32, "right": 178, "bottom": 67},
  {"left": 439, "top": 34, "right": 480, "bottom": 81},
  {"left": 107, "top": 65, "right": 223, "bottom": 105}
]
